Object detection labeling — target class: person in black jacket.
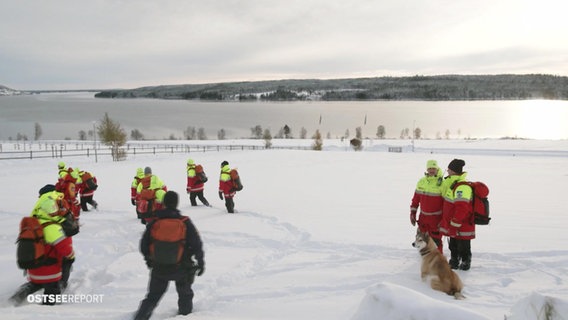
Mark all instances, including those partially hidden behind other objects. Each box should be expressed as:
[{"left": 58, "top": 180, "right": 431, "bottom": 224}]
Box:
[{"left": 134, "top": 190, "right": 205, "bottom": 320}]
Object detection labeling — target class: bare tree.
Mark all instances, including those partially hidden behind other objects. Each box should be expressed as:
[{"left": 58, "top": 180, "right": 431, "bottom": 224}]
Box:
[
  {"left": 376, "top": 125, "right": 386, "bottom": 139},
  {"left": 283, "top": 124, "right": 292, "bottom": 138},
  {"left": 34, "top": 122, "right": 42, "bottom": 140},
  {"left": 217, "top": 129, "right": 226, "bottom": 140},
  {"left": 78, "top": 130, "right": 87, "bottom": 141},
  {"left": 184, "top": 126, "right": 196, "bottom": 140},
  {"left": 197, "top": 128, "right": 207, "bottom": 140},
  {"left": 355, "top": 126, "right": 363, "bottom": 139},
  {"left": 312, "top": 129, "right": 323, "bottom": 151},
  {"left": 263, "top": 128, "right": 272, "bottom": 148},
  {"left": 131, "top": 129, "right": 144, "bottom": 140},
  {"left": 251, "top": 125, "right": 263, "bottom": 139},
  {"left": 414, "top": 127, "right": 422, "bottom": 139},
  {"left": 98, "top": 112, "right": 127, "bottom": 161},
  {"left": 300, "top": 127, "right": 308, "bottom": 139}
]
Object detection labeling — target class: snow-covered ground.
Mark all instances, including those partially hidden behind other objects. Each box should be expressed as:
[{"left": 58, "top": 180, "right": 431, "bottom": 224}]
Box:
[{"left": 0, "top": 138, "right": 567, "bottom": 320}]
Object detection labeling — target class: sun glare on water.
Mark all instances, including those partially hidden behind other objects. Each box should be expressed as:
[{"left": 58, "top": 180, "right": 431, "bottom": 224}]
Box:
[{"left": 513, "top": 100, "right": 568, "bottom": 139}]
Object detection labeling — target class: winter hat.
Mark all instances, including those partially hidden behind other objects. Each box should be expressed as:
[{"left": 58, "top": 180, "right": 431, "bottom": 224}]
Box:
[
  {"left": 187, "top": 158, "right": 195, "bottom": 165},
  {"left": 163, "top": 191, "right": 179, "bottom": 209},
  {"left": 136, "top": 168, "right": 144, "bottom": 178},
  {"left": 58, "top": 161, "right": 66, "bottom": 169},
  {"left": 448, "top": 159, "right": 465, "bottom": 174},
  {"left": 38, "top": 184, "right": 56, "bottom": 197},
  {"left": 426, "top": 160, "right": 438, "bottom": 169},
  {"left": 221, "top": 160, "right": 229, "bottom": 168},
  {"left": 144, "top": 166, "right": 152, "bottom": 175}
]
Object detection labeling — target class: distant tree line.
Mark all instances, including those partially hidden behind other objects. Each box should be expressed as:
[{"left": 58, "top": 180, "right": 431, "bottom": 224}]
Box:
[{"left": 94, "top": 74, "right": 568, "bottom": 101}]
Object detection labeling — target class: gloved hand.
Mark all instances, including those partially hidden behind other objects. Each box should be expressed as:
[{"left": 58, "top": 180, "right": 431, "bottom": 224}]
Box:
[
  {"left": 131, "top": 198, "right": 136, "bottom": 206},
  {"left": 145, "top": 259, "right": 153, "bottom": 269},
  {"left": 62, "top": 256, "right": 75, "bottom": 269},
  {"left": 196, "top": 259, "right": 205, "bottom": 276},
  {"left": 410, "top": 211, "right": 417, "bottom": 226},
  {"left": 218, "top": 191, "right": 223, "bottom": 200},
  {"left": 186, "top": 187, "right": 191, "bottom": 194}
]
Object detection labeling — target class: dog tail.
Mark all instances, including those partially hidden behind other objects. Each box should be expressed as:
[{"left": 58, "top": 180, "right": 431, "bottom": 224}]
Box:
[{"left": 453, "top": 291, "right": 466, "bottom": 300}]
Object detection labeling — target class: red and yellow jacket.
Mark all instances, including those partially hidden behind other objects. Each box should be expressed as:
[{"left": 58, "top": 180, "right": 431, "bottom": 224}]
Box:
[
  {"left": 411, "top": 169, "right": 443, "bottom": 234},
  {"left": 439, "top": 173, "right": 475, "bottom": 240},
  {"left": 27, "top": 192, "right": 75, "bottom": 284}
]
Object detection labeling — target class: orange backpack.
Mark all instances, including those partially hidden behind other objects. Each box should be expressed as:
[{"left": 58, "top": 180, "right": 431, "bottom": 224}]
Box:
[
  {"left": 16, "top": 217, "right": 56, "bottom": 269},
  {"left": 195, "top": 165, "right": 208, "bottom": 183},
  {"left": 149, "top": 217, "right": 189, "bottom": 265},
  {"left": 81, "top": 171, "right": 98, "bottom": 190},
  {"left": 230, "top": 169, "right": 243, "bottom": 191}
]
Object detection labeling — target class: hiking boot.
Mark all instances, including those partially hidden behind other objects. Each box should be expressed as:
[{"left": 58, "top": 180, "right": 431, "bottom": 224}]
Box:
[
  {"left": 10, "top": 282, "right": 41, "bottom": 306},
  {"left": 449, "top": 259, "right": 459, "bottom": 270},
  {"left": 459, "top": 261, "right": 471, "bottom": 271},
  {"left": 92, "top": 201, "right": 98, "bottom": 209}
]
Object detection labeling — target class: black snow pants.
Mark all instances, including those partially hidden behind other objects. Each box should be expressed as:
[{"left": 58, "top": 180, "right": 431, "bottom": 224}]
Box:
[{"left": 134, "top": 268, "right": 194, "bottom": 320}]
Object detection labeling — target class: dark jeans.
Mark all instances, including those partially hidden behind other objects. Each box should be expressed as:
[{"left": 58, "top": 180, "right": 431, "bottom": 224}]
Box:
[
  {"left": 134, "top": 268, "right": 194, "bottom": 320},
  {"left": 448, "top": 238, "right": 471, "bottom": 263},
  {"left": 189, "top": 191, "right": 209, "bottom": 206}
]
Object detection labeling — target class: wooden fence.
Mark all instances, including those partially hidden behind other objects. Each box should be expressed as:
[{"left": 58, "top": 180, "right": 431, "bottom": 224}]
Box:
[{"left": 0, "top": 142, "right": 311, "bottom": 161}]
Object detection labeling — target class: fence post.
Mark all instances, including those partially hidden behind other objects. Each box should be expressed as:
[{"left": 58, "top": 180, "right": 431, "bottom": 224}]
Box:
[{"left": 30, "top": 151, "right": 33, "bottom": 159}]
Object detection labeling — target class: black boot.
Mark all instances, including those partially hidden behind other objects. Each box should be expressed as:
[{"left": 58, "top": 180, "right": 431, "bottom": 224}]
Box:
[
  {"left": 459, "top": 260, "right": 471, "bottom": 271},
  {"left": 10, "top": 282, "right": 42, "bottom": 306},
  {"left": 134, "top": 300, "right": 156, "bottom": 320},
  {"left": 449, "top": 259, "right": 459, "bottom": 270}
]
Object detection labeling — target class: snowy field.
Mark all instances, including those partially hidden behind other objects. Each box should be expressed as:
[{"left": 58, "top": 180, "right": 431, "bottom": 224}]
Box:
[{"left": 0, "top": 138, "right": 567, "bottom": 320}]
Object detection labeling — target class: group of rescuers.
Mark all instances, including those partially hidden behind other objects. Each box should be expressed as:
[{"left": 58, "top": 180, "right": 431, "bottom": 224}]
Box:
[
  {"left": 11, "top": 158, "right": 241, "bottom": 320},
  {"left": 12, "top": 157, "right": 478, "bottom": 318},
  {"left": 410, "top": 158, "right": 476, "bottom": 271}
]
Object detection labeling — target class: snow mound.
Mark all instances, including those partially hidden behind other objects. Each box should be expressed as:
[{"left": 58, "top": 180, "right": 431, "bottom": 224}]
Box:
[
  {"left": 506, "top": 292, "right": 568, "bottom": 320},
  {"left": 351, "top": 282, "right": 490, "bottom": 320}
]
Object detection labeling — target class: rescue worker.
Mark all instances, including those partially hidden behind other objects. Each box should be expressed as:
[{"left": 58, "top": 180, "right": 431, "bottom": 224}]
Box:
[
  {"left": 10, "top": 186, "right": 75, "bottom": 306},
  {"left": 78, "top": 169, "right": 98, "bottom": 211},
  {"left": 136, "top": 167, "right": 167, "bottom": 224},
  {"left": 439, "top": 159, "right": 475, "bottom": 271},
  {"left": 131, "top": 168, "right": 145, "bottom": 206},
  {"left": 218, "top": 161, "right": 236, "bottom": 213},
  {"left": 57, "top": 161, "right": 68, "bottom": 180},
  {"left": 186, "top": 159, "right": 210, "bottom": 207},
  {"left": 410, "top": 160, "right": 444, "bottom": 252},
  {"left": 56, "top": 175, "right": 81, "bottom": 219},
  {"left": 134, "top": 191, "right": 205, "bottom": 319}
]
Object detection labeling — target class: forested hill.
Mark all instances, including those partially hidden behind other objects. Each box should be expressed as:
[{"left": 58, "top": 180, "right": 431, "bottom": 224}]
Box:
[{"left": 94, "top": 74, "right": 568, "bottom": 101}]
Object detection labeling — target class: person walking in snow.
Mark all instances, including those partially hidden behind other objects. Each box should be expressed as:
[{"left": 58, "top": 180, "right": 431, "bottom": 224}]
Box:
[
  {"left": 186, "top": 158, "right": 210, "bottom": 207},
  {"left": 134, "top": 191, "right": 205, "bottom": 319},
  {"left": 78, "top": 169, "right": 98, "bottom": 211},
  {"left": 136, "top": 167, "right": 167, "bottom": 224},
  {"left": 218, "top": 161, "right": 243, "bottom": 213},
  {"left": 439, "top": 159, "right": 475, "bottom": 271},
  {"left": 131, "top": 168, "right": 145, "bottom": 206},
  {"left": 410, "top": 159, "right": 444, "bottom": 253},
  {"left": 10, "top": 186, "right": 75, "bottom": 306}
]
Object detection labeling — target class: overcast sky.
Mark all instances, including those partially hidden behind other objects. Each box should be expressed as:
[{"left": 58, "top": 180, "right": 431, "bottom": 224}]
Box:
[{"left": 1, "top": 0, "right": 567, "bottom": 90}]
